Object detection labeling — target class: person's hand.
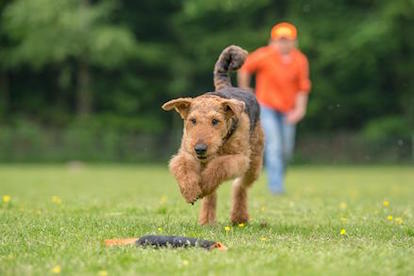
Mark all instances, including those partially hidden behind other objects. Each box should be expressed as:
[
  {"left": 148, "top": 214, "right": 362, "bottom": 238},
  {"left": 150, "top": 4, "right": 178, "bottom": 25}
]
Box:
[{"left": 286, "top": 108, "right": 306, "bottom": 124}]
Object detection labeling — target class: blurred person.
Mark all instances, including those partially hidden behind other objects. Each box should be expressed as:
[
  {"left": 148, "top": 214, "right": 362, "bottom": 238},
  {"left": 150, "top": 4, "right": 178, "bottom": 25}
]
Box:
[{"left": 238, "top": 22, "right": 311, "bottom": 194}]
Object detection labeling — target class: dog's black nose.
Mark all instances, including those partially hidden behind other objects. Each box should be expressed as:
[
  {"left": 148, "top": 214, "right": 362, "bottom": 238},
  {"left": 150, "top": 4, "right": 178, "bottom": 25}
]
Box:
[{"left": 194, "top": 143, "right": 207, "bottom": 156}]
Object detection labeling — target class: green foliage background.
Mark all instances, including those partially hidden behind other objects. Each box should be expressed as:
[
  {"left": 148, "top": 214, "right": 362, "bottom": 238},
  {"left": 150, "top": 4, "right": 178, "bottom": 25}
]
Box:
[{"left": 0, "top": 0, "right": 412, "bottom": 162}]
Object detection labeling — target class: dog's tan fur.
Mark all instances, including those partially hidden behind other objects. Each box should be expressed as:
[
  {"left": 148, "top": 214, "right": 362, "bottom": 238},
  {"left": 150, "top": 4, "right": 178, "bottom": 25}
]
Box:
[{"left": 162, "top": 45, "right": 264, "bottom": 225}]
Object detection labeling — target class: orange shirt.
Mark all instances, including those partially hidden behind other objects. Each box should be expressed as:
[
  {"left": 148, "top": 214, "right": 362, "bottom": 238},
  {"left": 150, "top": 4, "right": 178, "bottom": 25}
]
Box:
[{"left": 240, "top": 46, "right": 311, "bottom": 113}]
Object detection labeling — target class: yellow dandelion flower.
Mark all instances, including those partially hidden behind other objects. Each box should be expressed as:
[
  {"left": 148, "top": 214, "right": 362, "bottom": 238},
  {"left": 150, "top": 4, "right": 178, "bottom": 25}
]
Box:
[
  {"left": 340, "top": 229, "right": 346, "bottom": 235},
  {"left": 224, "top": 226, "right": 231, "bottom": 232},
  {"left": 51, "top": 196, "right": 62, "bottom": 205},
  {"left": 160, "top": 195, "right": 168, "bottom": 204},
  {"left": 182, "top": 260, "right": 189, "bottom": 266},
  {"left": 98, "top": 270, "right": 108, "bottom": 276},
  {"left": 383, "top": 200, "right": 390, "bottom": 207},
  {"left": 339, "top": 202, "right": 347, "bottom": 209},
  {"left": 260, "top": 237, "right": 267, "bottom": 241},
  {"left": 2, "top": 195, "right": 11, "bottom": 203},
  {"left": 51, "top": 265, "right": 61, "bottom": 274},
  {"left": 238, "top": 223, "right": 245, "bottom": 228},
  {"left": 395, "top": 217, "right": 403, "bottom": 225},
  {"left": 157, "top": 227, "right": 163, "bottom": 232},
  {"left": 387, "top": 215, "right": 393, "bottom": 221}
]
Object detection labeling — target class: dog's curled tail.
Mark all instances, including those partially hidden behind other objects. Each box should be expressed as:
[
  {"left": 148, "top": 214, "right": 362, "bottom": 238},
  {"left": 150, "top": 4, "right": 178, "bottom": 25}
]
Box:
[{"left": 214, "top": 45, "right": 248, "bottom": 91}]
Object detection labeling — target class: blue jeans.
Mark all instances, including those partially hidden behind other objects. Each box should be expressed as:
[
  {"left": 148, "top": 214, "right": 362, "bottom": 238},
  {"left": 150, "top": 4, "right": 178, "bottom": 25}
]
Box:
[{"left": 260, "top": 105, "right": 296, "bottom": 193}]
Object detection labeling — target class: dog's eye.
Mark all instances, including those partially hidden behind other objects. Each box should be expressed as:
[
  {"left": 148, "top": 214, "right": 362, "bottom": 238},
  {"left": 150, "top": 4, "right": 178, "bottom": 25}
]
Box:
[
  {"left": 211, "top": 119, "right": 219, "bottom": 126},
  {"left": 190, "top": 118, "right": 197, "bottom": 125}
]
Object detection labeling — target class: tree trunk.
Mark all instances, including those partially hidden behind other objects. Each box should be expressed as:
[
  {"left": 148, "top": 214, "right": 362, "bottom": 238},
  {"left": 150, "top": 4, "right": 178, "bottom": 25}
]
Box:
[{"left": 76, "top": 61, "right": 92, "bottom": 116}]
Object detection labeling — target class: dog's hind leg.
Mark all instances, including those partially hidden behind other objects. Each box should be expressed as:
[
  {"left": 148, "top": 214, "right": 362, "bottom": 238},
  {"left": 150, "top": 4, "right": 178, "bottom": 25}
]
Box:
[
  {"left": 230, "top": 162, "right": 262, "bottom": 224},
  {"left": 231, "top": 177, "right": 249, "bottom": 224},
  {"left": 231, "top": 124, "right": 264, "bottom": 224},
  {"left": 198, "top": 191, "right": 217, "bottom": 225},
  {"left": 230, "top": 170, "right": 258, "bottom": 224}
]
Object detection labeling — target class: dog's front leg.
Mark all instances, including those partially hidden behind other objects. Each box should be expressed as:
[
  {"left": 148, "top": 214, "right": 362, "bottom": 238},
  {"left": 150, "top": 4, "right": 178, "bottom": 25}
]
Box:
[
  {"left": 169, "top": 152, "right": 202, "bottom": 204},
  {"left": 200, "top": 154, "right": 249, "bottom": 196}
]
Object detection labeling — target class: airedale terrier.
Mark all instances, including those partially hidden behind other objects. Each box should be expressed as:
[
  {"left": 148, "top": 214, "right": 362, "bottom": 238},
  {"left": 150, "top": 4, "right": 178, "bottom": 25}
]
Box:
[{"left": 162, "top": 45, "right": 264, "bottom": 225}]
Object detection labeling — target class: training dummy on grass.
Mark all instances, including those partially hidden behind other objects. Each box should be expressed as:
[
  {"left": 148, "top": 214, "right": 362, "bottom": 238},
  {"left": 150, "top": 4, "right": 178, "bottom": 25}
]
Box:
[
  {"left": 105, "top": 235, "right": 227, "bottom": 251},
  {"left": 162, "top": 45, "right": 264, "bottom": 225}
]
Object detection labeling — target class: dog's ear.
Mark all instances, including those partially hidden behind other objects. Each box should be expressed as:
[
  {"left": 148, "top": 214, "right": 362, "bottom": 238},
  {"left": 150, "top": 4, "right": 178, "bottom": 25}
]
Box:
[
  {"left": 162, "top": 98, "right": 193, "bottom": 119},
  {"left": 222, "top": 99, "right": 245, "bottom": 119}
]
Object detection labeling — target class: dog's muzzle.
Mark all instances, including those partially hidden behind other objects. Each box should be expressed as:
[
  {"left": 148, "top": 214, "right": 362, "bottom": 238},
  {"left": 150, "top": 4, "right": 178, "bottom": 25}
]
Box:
[{"left": 194, "top": 143, "right": 208, "bottom": 159}]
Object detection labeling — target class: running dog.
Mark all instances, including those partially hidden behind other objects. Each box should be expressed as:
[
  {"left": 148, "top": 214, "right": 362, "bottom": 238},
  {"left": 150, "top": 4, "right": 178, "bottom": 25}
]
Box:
[{"left": 162, "top": 45, "right": 264, "bottom": 225}]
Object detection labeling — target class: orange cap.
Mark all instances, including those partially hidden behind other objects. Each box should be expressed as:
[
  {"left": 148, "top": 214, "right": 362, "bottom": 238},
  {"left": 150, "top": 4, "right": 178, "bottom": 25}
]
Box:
[{"left": 271, "top": 22, "right": 297, "bottom": 40}]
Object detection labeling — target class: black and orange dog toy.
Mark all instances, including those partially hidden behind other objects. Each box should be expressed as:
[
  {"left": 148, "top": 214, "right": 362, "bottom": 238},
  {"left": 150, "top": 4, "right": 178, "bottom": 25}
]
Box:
[{"left": 105, "top": 235, "right": 227, "bottom": 251}]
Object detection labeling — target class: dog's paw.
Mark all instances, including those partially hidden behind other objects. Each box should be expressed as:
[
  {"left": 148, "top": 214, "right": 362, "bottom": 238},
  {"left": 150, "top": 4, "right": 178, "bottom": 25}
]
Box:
[
  {"left": 190, "top": 195, "right": 201, "bottom": 205},
  {"left": 179, "top": 185, "right": 202, "bottom": 205}
]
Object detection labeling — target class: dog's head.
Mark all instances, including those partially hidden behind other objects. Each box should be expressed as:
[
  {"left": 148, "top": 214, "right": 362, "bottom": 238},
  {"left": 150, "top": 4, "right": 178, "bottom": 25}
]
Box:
[{"left": 162, "top": 95, "right": 245, "bottom": 162}]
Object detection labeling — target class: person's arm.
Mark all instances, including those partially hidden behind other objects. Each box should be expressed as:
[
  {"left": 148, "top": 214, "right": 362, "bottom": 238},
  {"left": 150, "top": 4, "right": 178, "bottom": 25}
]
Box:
[
  {"left": 287, "top": 55, "right": 311, "bottom": 124},
  {"left": 237, "top": 48, "right": 265, "bottom": 92},
  {"left": 237, "top": 70, "right": 252, "bottom": 90},
  {"left": 286, "top": 92, "right": 308, "bottom": 124}
]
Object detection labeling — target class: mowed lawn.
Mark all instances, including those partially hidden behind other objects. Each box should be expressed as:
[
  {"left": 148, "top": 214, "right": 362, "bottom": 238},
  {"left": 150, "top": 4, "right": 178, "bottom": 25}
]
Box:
[{"left": 0, "top": 165, "right": 413, "bottom": 275}]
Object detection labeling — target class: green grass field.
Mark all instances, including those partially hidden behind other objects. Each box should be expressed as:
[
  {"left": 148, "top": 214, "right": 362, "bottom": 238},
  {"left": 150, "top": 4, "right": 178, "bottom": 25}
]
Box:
[{"left": 0, "top": 165, "right": 413, "bottom": 275}]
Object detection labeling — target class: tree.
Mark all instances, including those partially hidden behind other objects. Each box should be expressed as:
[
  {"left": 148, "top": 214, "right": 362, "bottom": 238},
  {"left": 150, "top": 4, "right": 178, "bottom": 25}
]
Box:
[{"left": 2, "top": 0, "right": 137, "bottom": 116}]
